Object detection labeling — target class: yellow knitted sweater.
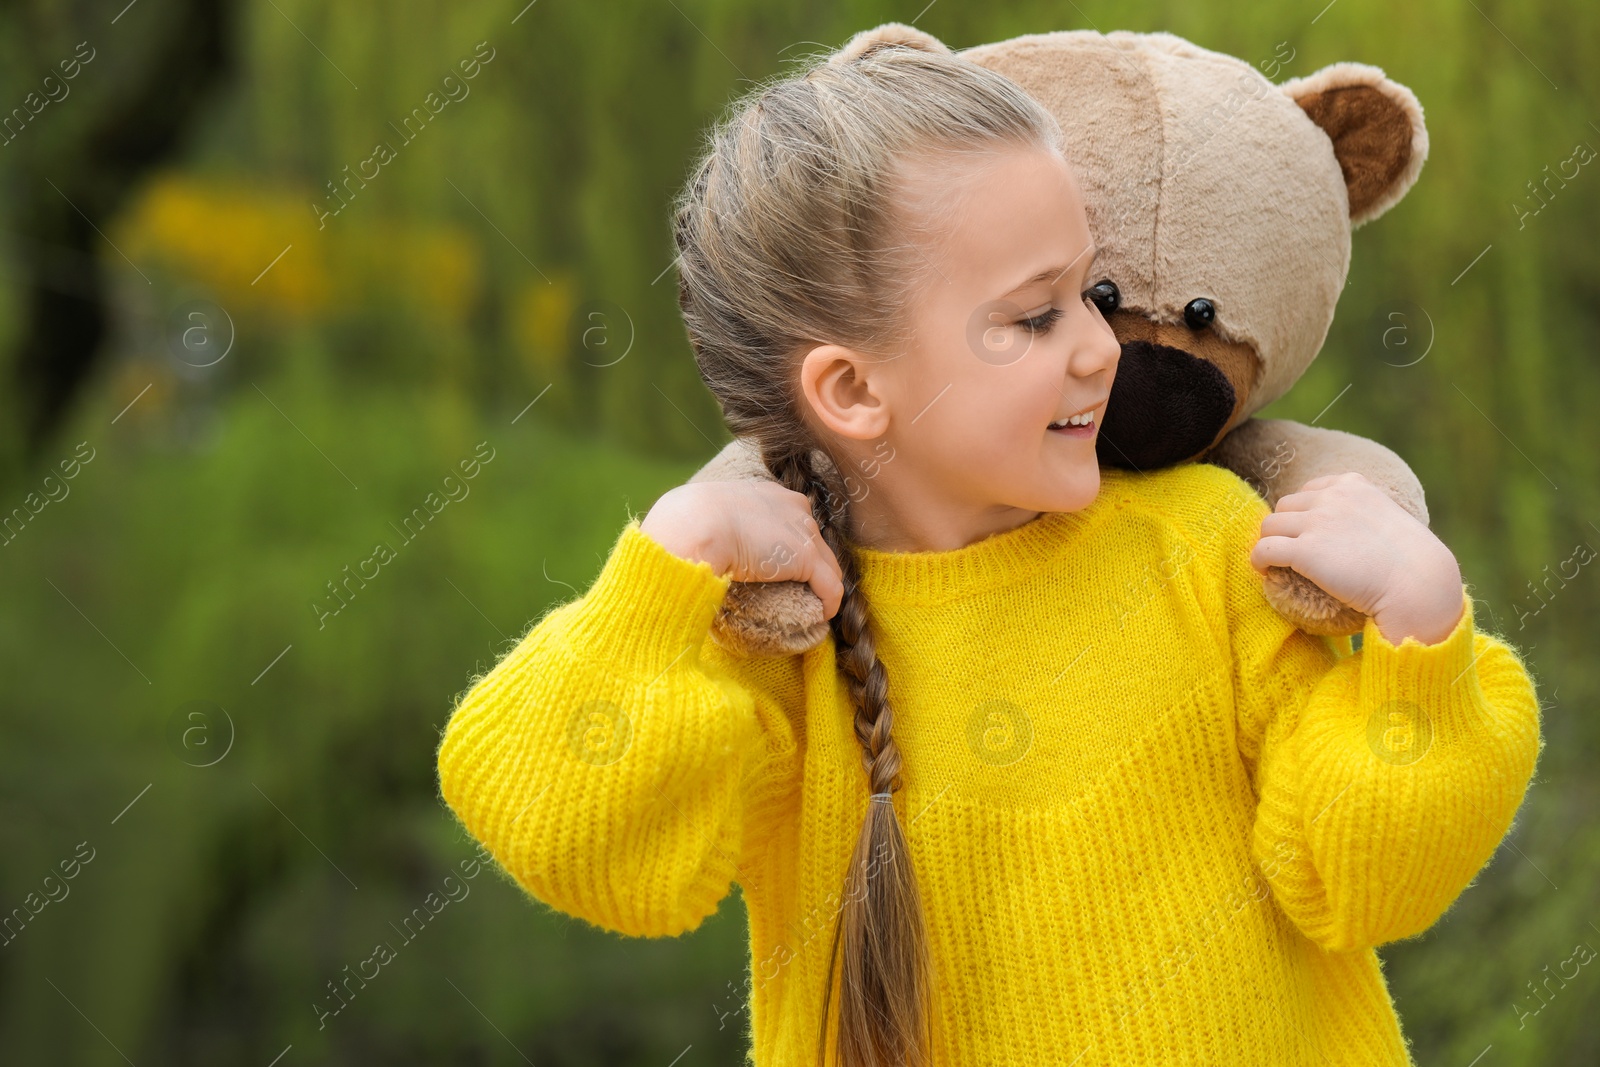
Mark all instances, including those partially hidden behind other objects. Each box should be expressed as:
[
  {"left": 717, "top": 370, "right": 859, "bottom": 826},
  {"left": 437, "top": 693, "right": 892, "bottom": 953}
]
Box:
[{"left": 436, "top": 461, "right": 1542, "bottom": 1066}]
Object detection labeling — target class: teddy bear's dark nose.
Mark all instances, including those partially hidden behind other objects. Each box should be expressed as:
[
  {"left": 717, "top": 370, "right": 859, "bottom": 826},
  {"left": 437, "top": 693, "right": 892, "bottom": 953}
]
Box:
[{"left": 1096, "top": 340, "right": 1237, "bottom": 469}]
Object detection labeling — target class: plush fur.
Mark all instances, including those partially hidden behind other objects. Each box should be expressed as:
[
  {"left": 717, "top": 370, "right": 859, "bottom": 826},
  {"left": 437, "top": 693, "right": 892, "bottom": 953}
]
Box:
[{"left": 686, "top": 28, "right": 1432, "bottom": 656}]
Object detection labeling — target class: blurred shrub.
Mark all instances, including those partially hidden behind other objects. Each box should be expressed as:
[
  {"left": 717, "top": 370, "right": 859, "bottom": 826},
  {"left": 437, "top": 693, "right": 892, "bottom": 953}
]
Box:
[{"left": 115, "top": 173, "right": 484, "bottom": 383}]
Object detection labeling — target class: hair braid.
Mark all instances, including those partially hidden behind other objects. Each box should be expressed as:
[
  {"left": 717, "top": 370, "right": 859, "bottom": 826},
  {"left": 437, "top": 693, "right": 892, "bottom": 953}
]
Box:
[
  {"left": 768, "top": 444, "right": 932, "bottom": 1067},
  {"left": 769, "top": 447, "right": 902, "bottom": 794}
]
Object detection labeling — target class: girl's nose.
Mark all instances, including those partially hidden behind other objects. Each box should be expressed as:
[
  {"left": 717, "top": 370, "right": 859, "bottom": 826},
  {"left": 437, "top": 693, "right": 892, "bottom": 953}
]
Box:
[
  {"left": 1073, "top": 315, "right": 1121, "bottom": 377},
  {"left": 1093, "top": 329, "right": 1121, "bottom": 374}
]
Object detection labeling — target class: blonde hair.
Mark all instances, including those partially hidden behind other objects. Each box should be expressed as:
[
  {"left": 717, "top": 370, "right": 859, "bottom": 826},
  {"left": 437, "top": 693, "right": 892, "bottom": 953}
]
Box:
[{"left": 670, "top": 22, "right": 1063, "bottom": 1067}]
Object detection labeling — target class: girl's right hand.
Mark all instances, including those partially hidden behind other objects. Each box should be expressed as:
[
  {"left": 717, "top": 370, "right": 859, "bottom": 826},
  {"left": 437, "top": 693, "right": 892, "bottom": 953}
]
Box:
[{"left": 640, "top": 480, "right": 844, "bottom": 620}]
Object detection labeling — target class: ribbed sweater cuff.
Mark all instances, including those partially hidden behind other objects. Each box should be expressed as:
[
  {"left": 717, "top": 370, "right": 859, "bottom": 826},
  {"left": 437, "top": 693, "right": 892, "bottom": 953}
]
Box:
[
  {"left": 561, "top": 518, "right": 732, "bottom": 679},
  {"left": 1357, "top": 584, "right": 1478, "bottom": 739}
]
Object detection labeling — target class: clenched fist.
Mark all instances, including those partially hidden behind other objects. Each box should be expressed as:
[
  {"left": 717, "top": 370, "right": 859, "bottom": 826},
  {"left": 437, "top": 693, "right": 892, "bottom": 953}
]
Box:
[
  {"left": 1251, "top": 472, "right": 1465, "bottom": 646},
  {"left": 640, "top": 480, "right": 845, "bottom": 621}
]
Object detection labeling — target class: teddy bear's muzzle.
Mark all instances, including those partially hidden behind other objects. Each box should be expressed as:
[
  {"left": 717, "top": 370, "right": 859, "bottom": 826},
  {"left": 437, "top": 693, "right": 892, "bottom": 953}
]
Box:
[{"left": 1096, "top": 340, "right": 1237, "bottom": 470}]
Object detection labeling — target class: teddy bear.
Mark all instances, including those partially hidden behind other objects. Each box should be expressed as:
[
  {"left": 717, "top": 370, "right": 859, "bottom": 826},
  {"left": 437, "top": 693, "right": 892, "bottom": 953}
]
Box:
[{"left": 684, "top": 27, "right": 1432, "bottom": 657}]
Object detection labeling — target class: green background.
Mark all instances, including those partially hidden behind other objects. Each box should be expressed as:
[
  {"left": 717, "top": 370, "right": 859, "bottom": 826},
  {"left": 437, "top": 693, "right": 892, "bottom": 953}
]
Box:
[{"left": 0, "top": 0, "right": 1594, "bottom": 1063}]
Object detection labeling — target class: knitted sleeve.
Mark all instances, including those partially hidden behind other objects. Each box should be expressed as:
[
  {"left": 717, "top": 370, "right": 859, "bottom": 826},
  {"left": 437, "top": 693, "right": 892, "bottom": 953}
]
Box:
[
  {"left": 1216, "top": 485, "right": 1544, "bottom": 953},
  {"left": 435, "top": 517, "right": 792, "bottom": 938}
]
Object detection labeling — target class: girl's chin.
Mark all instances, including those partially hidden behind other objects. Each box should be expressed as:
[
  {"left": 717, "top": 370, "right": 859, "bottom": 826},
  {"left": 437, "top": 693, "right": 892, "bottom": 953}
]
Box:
[{"left": 1047, "top": 466, "right": 1101, "bottom": 512}]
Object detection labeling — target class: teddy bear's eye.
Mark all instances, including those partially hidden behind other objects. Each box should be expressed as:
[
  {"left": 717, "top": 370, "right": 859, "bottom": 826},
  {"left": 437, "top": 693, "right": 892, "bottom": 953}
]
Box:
[
  {"left": 1086, "top": 280, "right": 1120, "bottom": 316},
  {"left": 1184, "top": 298, "right": 1216, "bottom": 330}
]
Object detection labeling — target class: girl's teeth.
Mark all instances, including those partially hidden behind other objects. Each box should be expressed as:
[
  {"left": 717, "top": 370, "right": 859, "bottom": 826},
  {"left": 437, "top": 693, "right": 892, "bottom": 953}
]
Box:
[{"left": 1050, "top": 413, "right": 1094, "bottom": 428}]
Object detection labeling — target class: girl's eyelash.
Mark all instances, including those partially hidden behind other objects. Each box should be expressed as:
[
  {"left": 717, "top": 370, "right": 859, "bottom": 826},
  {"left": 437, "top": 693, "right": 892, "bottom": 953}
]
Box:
[
  {"left": 1018, "top": 306, "right": 1065, "bottom": 333},
  {"left": 1018, "top": 281, "right": 1104, "bottom": 334}
]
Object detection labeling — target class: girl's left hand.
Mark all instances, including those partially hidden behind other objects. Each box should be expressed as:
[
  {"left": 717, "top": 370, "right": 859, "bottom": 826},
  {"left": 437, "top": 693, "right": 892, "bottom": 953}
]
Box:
[{"left": 1250, "top": 471, "right": 1465, "bottom": 646}]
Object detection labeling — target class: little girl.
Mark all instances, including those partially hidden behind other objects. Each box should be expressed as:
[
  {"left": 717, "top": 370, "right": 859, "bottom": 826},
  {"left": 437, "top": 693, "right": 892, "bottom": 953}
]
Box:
[{"left": 437, "top": 23, "right": 1541, "bottom": 1067}]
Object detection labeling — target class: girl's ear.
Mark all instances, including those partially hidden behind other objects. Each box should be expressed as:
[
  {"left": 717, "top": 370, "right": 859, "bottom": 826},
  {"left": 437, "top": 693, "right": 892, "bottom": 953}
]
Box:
[{"left": 1281, "top": 62, "right": 1429, "bottom": 228}]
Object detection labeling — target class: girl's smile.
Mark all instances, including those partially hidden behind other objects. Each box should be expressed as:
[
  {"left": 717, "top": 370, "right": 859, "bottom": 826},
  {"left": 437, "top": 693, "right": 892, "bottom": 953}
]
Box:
[{"left": 1047, "top": 401, "right": 1104, "bottom": 438}]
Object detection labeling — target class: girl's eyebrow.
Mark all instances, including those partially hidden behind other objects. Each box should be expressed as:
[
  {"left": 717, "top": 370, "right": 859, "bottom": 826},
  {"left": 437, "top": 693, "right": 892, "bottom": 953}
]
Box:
[{"left": 999, "top": 241, "right": 1100, "bottom": 298}]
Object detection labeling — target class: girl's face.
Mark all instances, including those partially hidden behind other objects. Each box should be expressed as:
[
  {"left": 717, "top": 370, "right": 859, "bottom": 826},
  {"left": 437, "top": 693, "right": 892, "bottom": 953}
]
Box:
[{"left": 799, "top": 143, "right": 1121, "bottom": 553}]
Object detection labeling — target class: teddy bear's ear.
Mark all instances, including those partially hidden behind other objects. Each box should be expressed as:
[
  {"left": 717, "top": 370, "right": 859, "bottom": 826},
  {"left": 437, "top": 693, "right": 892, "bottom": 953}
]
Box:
[{"left": 1281, "top": 62, "right": 1428, "bottom": 227}]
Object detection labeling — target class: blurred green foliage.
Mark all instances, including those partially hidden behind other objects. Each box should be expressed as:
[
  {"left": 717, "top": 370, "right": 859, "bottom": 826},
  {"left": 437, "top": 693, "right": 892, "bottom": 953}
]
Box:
[{"left": 0, "top": 0, "right": 1595, "bottom": 1063}]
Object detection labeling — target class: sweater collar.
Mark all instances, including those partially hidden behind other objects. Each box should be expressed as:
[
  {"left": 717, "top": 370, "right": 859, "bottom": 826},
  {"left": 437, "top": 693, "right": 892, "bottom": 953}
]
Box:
[{"left": 852, "top": 468, "right": 1131, "bottom": 605}]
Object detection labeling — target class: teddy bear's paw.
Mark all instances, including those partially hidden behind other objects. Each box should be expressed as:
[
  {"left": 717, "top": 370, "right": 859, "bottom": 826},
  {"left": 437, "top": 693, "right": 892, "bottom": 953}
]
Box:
[
  {"left": 709, "top": 579, "right": 830, "bottom": 657},
  {"left": 1263, "top": 565, "right": 1368, "bottom": 637}
]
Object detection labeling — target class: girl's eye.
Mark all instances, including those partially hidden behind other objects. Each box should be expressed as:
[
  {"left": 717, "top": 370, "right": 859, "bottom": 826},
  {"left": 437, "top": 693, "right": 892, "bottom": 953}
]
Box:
[{"left": 1018, "top": 306, "right": 1064, "bottom": 334}]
